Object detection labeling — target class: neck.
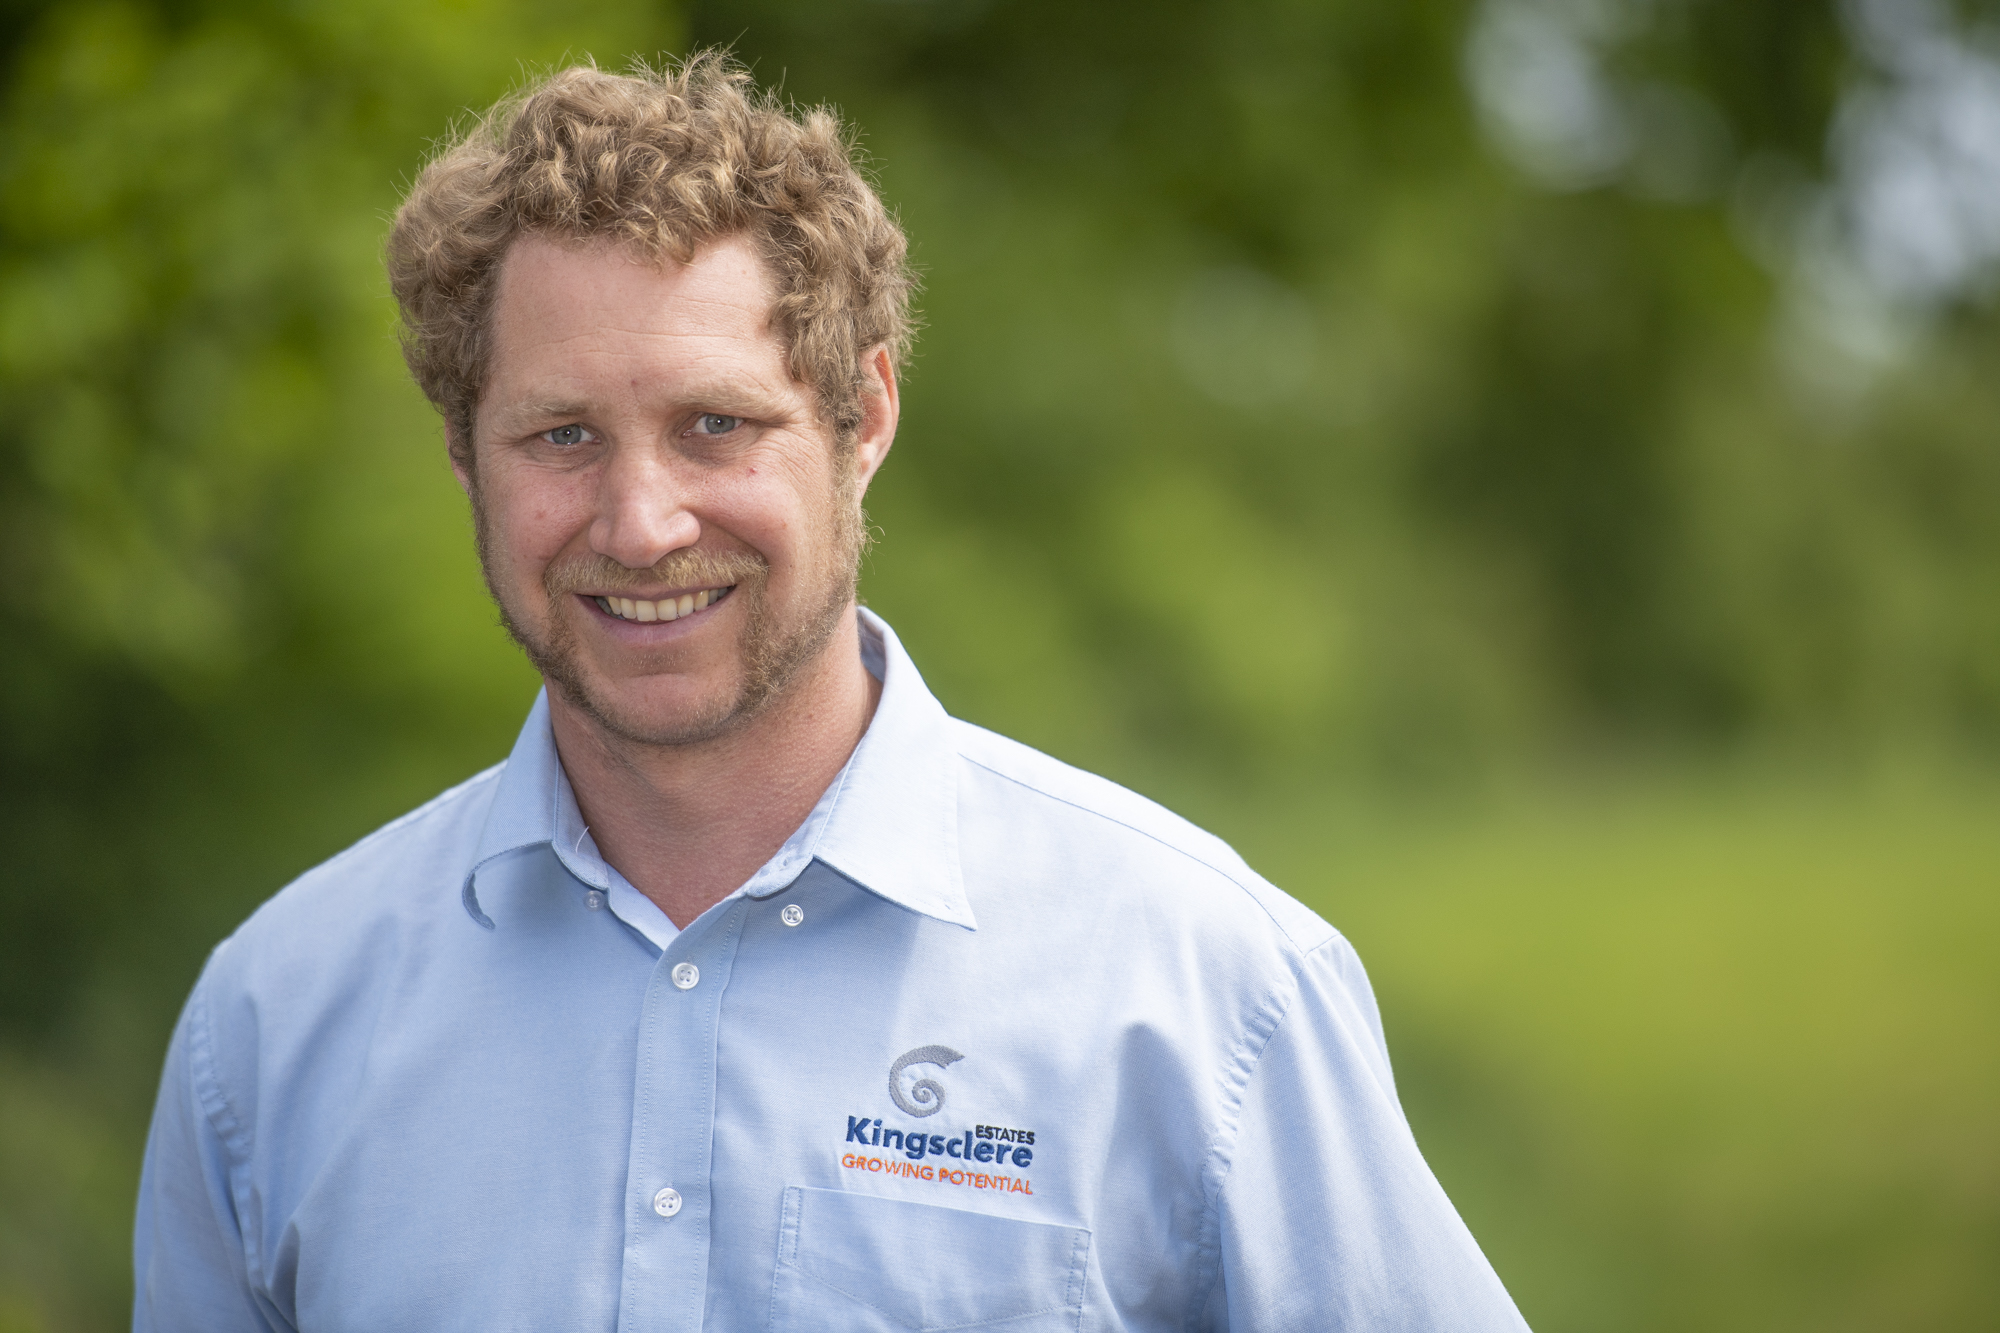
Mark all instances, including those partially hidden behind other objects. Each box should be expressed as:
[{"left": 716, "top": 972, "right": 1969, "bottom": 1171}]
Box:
[{"left": 546, "top": 607, "right": 882, "bottom": 928}]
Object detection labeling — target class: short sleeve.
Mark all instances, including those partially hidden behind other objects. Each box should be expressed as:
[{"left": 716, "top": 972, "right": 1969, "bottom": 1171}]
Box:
[
  {"left": 1209, "top": 936, "right": 1531, "bottom": 1331},
  {"left": 133, "top": 972, "right": 281, "bottom": 1333}
]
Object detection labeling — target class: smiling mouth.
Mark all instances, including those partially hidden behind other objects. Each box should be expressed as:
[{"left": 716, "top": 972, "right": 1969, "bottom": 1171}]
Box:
[{"left": 593, "top": 585, "right": 735, "bottom": 623}]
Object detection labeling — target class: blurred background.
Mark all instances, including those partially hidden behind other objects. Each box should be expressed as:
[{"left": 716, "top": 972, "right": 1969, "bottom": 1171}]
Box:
[{"left": 1, "top": 0, "right": 1996, "bottom": 1326}]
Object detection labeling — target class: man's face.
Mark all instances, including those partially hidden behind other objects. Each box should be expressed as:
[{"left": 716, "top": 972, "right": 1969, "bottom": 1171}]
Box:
[{"left": 462, "top": 233, "right": 894, "bottom": 747}]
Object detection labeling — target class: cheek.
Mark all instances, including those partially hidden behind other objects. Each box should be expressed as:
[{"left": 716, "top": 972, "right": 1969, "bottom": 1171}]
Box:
[
  {"left": 484, "top": 474, "right": 591, "bottom": 565},
  {"left": 708, "top": 475, "right": 811, "bottom": 554},
  {"left": 749, "top": 447, "right": 848, "bottom": 551}
]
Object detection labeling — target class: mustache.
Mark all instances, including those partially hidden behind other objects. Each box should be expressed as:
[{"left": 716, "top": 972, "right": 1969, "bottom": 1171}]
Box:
[{"left": 543, "top": 548, "right": 769, "bottom": 599}]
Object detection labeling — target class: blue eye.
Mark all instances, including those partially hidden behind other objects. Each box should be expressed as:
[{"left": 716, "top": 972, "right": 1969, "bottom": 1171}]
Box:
[
  {"left": 695, "top": 414, "right": 742, "bottom": 435},
  {"left": 543, "top": 424, "right": 593, "bottom": 447}
]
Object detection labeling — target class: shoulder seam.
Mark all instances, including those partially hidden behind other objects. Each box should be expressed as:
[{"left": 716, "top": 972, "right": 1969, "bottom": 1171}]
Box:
[
  {"left": 955, "top": 750, "right": 1325, "bottom": 953},
  {"left": 187, "top": 960, "right": 249, "bottom": 1167},
  {"left": 185, "top": 957, "right": 261, "bottom": 1275},
  {"left": 1184, "top": 932, "right": 1352, "bottom": 1329}
]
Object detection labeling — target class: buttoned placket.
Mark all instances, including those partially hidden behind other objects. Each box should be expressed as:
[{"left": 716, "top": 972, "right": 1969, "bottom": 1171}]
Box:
[{"left": 617, "top": 896, "right": 749, "bottom": 1330}]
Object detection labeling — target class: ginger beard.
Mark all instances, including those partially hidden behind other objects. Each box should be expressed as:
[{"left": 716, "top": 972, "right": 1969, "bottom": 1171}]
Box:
[{"left": 468, "top": 444, "right": 868, "bottom": 749}]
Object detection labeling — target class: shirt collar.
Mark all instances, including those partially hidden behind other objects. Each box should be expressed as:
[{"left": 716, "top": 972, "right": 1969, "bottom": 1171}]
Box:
[
  {"left": 810, "top": 610, "right": 970, "bottom": 928},
  {"left": 462, "top": 609, "right": 971, "bottom": 932}
]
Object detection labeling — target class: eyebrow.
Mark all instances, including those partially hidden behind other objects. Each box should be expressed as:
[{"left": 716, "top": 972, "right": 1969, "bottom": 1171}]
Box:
[
  {"left": 483, "top": 398, "right": 600, "bottom": 441},
  {"left": 661, "top": 373, "right": 796, "bottom": 417},
  {"left": 487, "top": 375, "right": 801, "bottom": 433},
  {"left": 506, "top": 399, "right": 592, "bottom": 424}
]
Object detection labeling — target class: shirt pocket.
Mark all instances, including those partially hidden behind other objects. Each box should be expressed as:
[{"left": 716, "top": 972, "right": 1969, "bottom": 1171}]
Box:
[{"left": 769, "top": 1185, "right": 1091, "bottom": 1333}]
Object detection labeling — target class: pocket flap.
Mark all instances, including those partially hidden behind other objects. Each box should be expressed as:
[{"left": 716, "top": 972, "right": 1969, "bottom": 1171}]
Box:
[{"left": 776, "top": 1186, "right": 1090, "bottom": 1331}]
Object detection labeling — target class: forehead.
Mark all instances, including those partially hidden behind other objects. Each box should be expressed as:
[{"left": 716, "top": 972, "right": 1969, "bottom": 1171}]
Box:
[{"left": 484, "top": 232, "right": 786, "bottom": 395}]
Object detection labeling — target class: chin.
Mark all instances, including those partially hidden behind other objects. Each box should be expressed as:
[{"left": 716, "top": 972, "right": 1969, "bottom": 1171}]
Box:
[
  {"left": 497, "top": 593, "right": 746, "bottom": 746},
  {"left": 562, "top": 673, "right": 758, "bottom": 749}
]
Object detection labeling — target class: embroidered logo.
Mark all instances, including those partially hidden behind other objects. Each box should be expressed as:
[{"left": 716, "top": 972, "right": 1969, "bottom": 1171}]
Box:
[
  {"left": 843, "top": 1052, "right": 1039, "bottom": 1193},
  {"left": 888, "top": 1044, "right": 963, "bottom": 1118}
]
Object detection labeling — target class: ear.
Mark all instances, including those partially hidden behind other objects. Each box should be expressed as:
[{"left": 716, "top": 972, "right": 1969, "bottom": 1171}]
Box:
[
  {"left": 446, "top": 423, "right": 475, "bottom": 498},
  {"left": 851, "top": 345, "right": 899, "bottom": 494}
]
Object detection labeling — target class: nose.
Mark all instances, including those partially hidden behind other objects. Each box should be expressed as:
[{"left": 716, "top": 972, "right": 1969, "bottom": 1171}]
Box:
[{"left": 590, "top": 443, "right": 701, "bottom": 569}]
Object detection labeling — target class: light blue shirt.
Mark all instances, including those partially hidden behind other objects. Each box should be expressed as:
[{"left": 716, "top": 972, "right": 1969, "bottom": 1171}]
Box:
[{"left": 134, "top": 611, "right": 1529, "bottom": 1331}]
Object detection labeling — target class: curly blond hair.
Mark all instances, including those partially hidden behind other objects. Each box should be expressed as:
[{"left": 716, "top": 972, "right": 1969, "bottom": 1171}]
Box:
[{"left": 386, "top": 55, "right": 915, "bottom": 462}]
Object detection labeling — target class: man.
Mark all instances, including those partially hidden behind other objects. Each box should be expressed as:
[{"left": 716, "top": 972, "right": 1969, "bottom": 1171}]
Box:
[{"left": 134, "top": 58, "right": 1530, "bottom": 1331}]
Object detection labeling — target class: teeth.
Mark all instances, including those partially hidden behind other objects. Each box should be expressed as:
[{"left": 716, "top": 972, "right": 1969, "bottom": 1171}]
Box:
[{"left": 597, "top": 586, "right": 734, "bottom": 622}]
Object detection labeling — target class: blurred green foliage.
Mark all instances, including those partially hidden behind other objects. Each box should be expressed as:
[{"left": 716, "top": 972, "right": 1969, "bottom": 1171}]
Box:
[
  {"left": 0, "top": 0, "right": 1996, "bottom": 1328},
  {"left": 1223, "top": 773, "right": 2000, "bottom": 1330}
]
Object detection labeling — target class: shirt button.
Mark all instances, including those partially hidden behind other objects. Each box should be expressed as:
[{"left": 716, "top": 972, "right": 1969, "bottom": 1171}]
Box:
[
  {"left": 652, "top": 1186, "right": 682, "bottom": 1218},
  {"left": 780, "top": 904, "right": 804, "bottom": 927},
  {"left": 585, "top": 890, "right": 605, "bottom": 911},
  {"left": 671, "top": 961, "right": 700, "bottom": 990}
]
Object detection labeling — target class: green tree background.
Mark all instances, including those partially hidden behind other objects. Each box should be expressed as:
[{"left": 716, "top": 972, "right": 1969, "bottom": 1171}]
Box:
[{"left": 1, "top": 0, "right": 1996, "bottom": 1328}]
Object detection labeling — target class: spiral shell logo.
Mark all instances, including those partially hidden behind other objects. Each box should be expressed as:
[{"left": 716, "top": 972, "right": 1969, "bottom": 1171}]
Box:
[{"left": 888, "top": 1044, "right": 964, "bottom": 1118}]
